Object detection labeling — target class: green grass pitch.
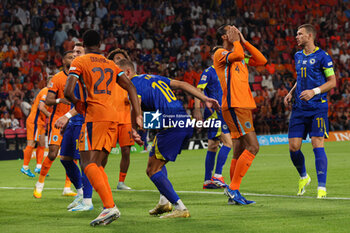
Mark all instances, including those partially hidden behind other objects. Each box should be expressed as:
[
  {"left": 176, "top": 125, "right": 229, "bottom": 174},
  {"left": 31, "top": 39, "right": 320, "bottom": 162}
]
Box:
[{"left": 0, "top": 141, "right": 349, "bottom": 233}]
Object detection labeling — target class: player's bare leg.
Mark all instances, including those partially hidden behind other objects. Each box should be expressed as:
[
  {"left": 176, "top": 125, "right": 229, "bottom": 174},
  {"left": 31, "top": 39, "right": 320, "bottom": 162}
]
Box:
[
  {"left": 117, "top": 146, "right": 132, "bottom": 190},
  {"left": 311, "top": 136, "right": 327, "bottom": 198},
  {"left": 289, "top": 137, "right": 311, "bottom": 195}
]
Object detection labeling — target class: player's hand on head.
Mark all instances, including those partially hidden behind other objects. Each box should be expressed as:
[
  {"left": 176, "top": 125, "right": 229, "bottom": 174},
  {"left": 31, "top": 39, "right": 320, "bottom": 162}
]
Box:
[
  {"left": 132, "top": 128, "right": 144, "bottom": 146},
  {"left": 299, "top": 90, "right": 315, "bottom": 101},
  {"left": 227, "top": 26, "right": 240, "bottom": 43}
]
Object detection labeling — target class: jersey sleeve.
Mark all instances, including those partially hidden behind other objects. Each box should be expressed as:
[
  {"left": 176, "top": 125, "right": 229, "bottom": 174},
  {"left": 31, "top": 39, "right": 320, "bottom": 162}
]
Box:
[
  {"left": 48, "top": 75, "right": 59, "bottom": 95},
  {"left": 214, "top": 43, "right": 244, "bottom": 65},
  {"left": 243, "top": 42, "right": 267, "bottom": 66},
  {"left": 321, "top": 52, "right": 335, "bottom": 78},
  {"left": 113, "top": 63, "right": 125, "bottom": 82},
  {"left": 157, "top": 75, "right": 172, "bottom": 87},
  {"left": 69, "top": 57, "right": 83, "bottom": 79},
  {"left": 197, "top": 69, "right": 210, "bottom": 90},
  {"left": 39, "top": 91, "right": 47, "bottom": 103}
]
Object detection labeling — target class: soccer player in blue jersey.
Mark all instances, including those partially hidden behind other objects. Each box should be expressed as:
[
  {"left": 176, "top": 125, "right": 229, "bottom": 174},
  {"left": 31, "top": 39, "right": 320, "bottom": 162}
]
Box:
[
  {"left": 55, "top": 43, "right": 93, "bottom": 211},
  {"left": 116, "top": 59, "right": 220, "bottom": 218},
  {"left": 284, "top": 24, "right": 336, "bottom": 198},
  {"left": 194, "top": 47, "right": 232, "bottom": 189}
]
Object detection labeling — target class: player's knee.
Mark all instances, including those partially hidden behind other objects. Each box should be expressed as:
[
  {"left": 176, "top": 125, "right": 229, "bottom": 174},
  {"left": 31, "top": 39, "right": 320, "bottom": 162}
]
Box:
[
  {"left": 47, "top": 152, "right": 57, "bottom": 161},
  {"left": 289, "top": 143, "right": 301, "bottom": 152},
  {"left": 246, "top": 143, "right": 259, "bottom": 155},
  {"left": 311, "top": 138, "right": 324, "bottom": 148}
]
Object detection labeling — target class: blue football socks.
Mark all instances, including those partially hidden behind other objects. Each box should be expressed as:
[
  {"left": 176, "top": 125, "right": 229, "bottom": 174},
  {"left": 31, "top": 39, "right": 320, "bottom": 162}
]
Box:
[
  {"left": 60, "top": 160, "right": 82, "bottom": 190},
  {"left": 205, "top": 151, "right": 216, "bottom": 181},
  {"left": 314, "top": 147, "right": 328, "bottom": 187},
  {"left": 215, "top": 146, "right": 231, "bottom": 175},
  {"left": 150, "top": 170, "right": 180, "bottom": 204},
  {"left": 290, "top": 150, "right": 307, "bottom": 177}
]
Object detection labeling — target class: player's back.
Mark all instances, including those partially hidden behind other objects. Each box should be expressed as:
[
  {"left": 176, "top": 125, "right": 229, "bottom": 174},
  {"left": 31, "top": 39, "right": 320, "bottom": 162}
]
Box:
[
  {"left": 214, "top": 48, "right": 256, "bottom": 110},
  {"left": 69, "top": 53, "right": 125, "bottom": 122},
  {"left": 294, "top": 47, "right": 332, "bottom": 112},
  {"left": 197, "top": 65, "right": 223, "bottom": 105},
  {"left": 131, "top": 74, "right": 186, "bottom": 116},
  {"left": 48, "top": 71, "right": 71, "bottom": 118}
]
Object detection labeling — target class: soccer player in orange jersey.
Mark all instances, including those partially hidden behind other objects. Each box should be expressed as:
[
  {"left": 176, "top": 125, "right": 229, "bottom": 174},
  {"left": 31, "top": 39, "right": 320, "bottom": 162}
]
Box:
[
  {"left": 64, "top": 30, "right": 142, "bottom": 226},
  {"left": 21, "top": 81, "right": 51, "bottom": 177},
  {"left": 106, "top": 48, "right": 135, "bottom": 190},
  {"left": 213, "top": 25, "right": 267, "bottom": 205},
  {"left": 33, "top": 51, "right": 75, "bottom": 198}
]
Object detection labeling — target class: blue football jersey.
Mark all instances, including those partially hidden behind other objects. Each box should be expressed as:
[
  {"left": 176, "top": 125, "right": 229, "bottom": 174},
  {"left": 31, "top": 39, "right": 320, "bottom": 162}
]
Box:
[
  {"left": 69, "top": 82, "right": 85, "bottom": 125},
  {"left": 197, "top": 65, "right": 223, "bottom": 105},
  {"left": 131, "top": 74, "right": 187, "bottom": 117},
  {"left": 294, "top": 47, "right": 334, "bottom": 112}
]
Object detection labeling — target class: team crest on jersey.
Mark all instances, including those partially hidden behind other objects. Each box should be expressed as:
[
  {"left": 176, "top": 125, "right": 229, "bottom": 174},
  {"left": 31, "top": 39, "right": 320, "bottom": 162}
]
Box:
[
  {"left": 53, "top": 135, "right": 59, "bottom": 142},
  {"left": 309, "top": 59, "right": 316, "bottom": 64},
  {"left": 245, "top": 121, "right": 252, "bottom": 129},
  {"left": 223, "top": 124, "right": 228, "bottom": 130}
]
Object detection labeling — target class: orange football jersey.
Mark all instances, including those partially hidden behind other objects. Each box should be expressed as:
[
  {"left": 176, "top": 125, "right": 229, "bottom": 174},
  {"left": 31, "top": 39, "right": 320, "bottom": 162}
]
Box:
[
  {"left": 69, "top": 53, "right": 125, "bottom": 122},
  {"left": 214, "top": 41, "right": 266, "bottom": 110},
  {"left": 27, "top": 87, "right": 49, "bottom": 126},
  {"left": 48, "top": 71, "right": 71, "bottom": 118}
]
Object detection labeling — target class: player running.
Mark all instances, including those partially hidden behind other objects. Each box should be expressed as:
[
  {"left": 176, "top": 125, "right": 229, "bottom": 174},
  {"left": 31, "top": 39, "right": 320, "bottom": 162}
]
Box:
[
  {"left": 33, "top": 51, "right": 76, "bottom": 198},
  {"left": 106, "top": 48, "right": 135, "bottom": 190},
  {"left": 64, "top": 30, "right": 142, "bottom": 226},
  {"left": 21, "top": 81, "right": 51, "bottom": 177},
  {"left": 194, "top": 47, "right": 232, "bottom": 189},
  {"left": 214, "top": 25, "right": 267, "bottom": 205},
  {"left": 55, "top": 42, "right": 94, "bottom": 211},
  {"left": 116, "top": 58, "right": 220, "bottom": 219},
  {"left": 284, "top": 24, "right": 336, "bottom": 198}
]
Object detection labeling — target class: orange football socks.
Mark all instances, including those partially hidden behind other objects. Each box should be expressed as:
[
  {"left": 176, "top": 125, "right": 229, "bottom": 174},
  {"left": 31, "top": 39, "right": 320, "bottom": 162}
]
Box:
[
  {"left": 23, "top": 145, "right": 34, "bottom": 166},
  {"left": 99, "top": 166, "right": 113, "bottom": 199},
  {"left": 229, "top": 150, "right": 255, "bottom": 190},
  {"left": 38, "top": 157, "right": 54, "bottom": 183},
  {"left": 119, "top": 172, "right": 127, "bottom": 182},
  {"left": 84, "top": 163, "right": 114, "bottom": 208},
  {"left": 36, "top": 146, "right": 45, "bottom": 165},
  {"left": 64, "top": 174, "right": 71, "bottom": 188},
  {"left": 229, "top": 158, "right": 238, "bottom": 181}
]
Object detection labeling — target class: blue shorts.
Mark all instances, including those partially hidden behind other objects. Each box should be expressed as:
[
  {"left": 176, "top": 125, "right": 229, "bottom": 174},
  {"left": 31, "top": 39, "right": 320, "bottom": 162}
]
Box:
[
  {"left": 60, "top": 123, "right": 82, "bottom": 159},
  {"left": 150, "top": 127, "right": 193, "bottom": 162},
  {"left": 288, "top": 109, "right": 329, "bottom": 139},
  {"left": 204, "top": 109, "right": 230, "bottom": 140}
]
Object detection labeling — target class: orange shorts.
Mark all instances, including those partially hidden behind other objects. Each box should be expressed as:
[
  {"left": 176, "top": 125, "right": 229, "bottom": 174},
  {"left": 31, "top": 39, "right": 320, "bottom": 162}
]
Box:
[
  {"left": 79, "top": 121, "right": 118, "bottom": 153},
  {"left": 26, "top": 120, "right": 45, "bottom": 142},
  {"left": 48, "top": 120, "right": 63, "bottom": 145},
  {"left": 117, "top": 123, "right": 135, "bottom": 147},
  {"left": 222, "top": 108, "right": 255, "bottom": 139}
]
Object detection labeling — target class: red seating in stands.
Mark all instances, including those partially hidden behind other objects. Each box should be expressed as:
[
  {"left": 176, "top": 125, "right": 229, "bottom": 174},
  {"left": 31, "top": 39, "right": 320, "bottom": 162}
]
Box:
[
  {"left": 4, "top": 129, "right": 16, "bottom": 139},
  {"left": 15, "top": 128, "right": 27, "bottom": 138}
]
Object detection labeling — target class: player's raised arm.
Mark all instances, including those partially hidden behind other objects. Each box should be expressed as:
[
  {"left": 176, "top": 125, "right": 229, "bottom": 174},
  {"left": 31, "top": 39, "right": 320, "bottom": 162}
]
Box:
[
  {"left": 238, "top": 31, "right": 267, "bottom": 66},
  {"left": 214, "top": 25, "right": 244, "bottom": 64},
  {"left": 170, "top": 79, "right": 220, "bottom": 112}
]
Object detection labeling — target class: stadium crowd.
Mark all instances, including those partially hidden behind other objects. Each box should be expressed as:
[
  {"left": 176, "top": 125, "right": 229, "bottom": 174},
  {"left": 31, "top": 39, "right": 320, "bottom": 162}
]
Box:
[{"left": 0, "top": 0, "right": 349, "bottom": 138}]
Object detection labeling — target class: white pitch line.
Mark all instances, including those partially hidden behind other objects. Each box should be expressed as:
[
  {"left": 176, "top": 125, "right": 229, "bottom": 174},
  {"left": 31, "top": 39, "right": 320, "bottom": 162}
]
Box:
[{"left": 1, "top": 186, "right": 350, "bottom": 200}]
